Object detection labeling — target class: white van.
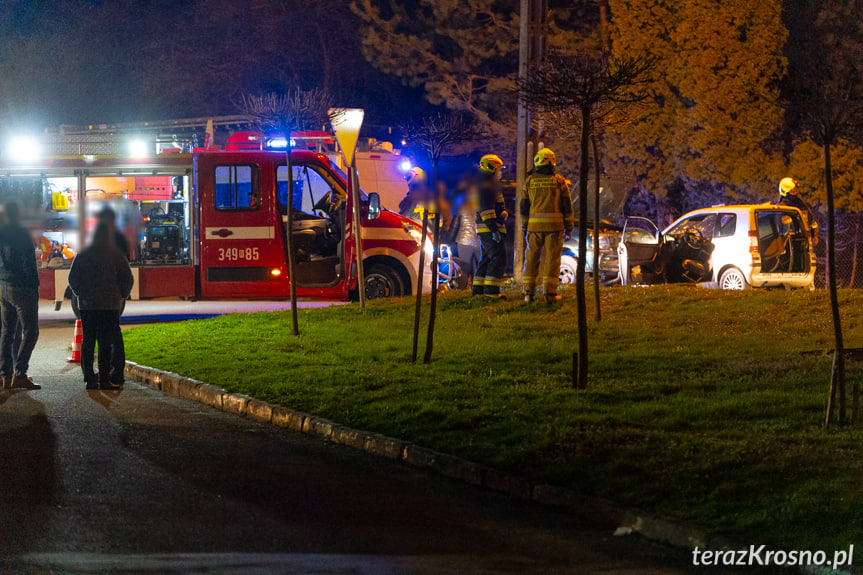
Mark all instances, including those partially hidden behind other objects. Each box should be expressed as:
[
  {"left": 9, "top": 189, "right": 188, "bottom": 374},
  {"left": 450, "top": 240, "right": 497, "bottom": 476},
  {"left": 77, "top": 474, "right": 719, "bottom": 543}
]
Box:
[{"left": 618, "top": 204, "right": 817, "bottom": 289}]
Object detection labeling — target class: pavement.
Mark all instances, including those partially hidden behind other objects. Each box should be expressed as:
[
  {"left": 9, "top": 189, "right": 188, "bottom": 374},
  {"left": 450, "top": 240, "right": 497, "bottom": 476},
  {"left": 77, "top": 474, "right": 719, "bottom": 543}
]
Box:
[
  {"left": 40, "top": 297, "right": 343, "bottom": 327},
  {"left": 0, "top": 304, "right": 743, "bottom": 574}
]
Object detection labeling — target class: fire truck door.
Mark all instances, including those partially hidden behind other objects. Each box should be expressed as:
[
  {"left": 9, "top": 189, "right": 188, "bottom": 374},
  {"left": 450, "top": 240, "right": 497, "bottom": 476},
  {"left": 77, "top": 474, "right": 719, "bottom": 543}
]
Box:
[
  {"left": 277, "top": 163, "right": 346, "bottom": 288},
  {"left": 199, "top": 163, "right": 284, "bottom": 297}
]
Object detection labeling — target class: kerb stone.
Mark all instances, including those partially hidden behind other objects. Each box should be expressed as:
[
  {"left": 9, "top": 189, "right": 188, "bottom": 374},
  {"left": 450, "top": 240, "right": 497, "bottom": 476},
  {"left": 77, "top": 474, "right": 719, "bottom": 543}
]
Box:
[
  {"left": 271, "top": 406, "right": 307, "bottom": 431},
  {"left": 246, "top": 399, "right": 274, "bottom": 423},
  {"left": 222, "top": 393, "right": 251, "bottom": 415}
]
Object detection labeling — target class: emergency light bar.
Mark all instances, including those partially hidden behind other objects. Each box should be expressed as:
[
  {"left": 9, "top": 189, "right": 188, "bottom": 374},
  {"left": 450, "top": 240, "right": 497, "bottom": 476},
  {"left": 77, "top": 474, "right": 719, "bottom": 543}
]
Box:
[{"left": 266, "top": 137, "right": 297, "bottom": 150}]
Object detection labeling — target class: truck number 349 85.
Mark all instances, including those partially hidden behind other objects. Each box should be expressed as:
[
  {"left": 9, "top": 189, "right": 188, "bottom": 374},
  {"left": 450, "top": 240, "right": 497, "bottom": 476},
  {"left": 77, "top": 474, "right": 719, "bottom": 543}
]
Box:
[{"left": 218, "top": 247, "right": 260, "bottom": 261}]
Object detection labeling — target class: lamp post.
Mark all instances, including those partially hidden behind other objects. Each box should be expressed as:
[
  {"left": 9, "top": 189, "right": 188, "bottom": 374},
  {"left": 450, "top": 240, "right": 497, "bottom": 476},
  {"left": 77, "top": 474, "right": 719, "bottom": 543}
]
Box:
[
  {"left": 330, "top": 109, "right": 366, "bottom": 308},
  {"left": 515, "top": 0, "right": 546, "bottom": 282}
]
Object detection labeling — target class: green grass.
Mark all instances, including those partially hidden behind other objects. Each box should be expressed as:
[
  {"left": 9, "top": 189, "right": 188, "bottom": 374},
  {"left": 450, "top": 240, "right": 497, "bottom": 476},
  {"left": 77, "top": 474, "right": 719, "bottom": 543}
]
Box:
[{"left": 124, "top": 285, "right": 863, "bottom": 551}]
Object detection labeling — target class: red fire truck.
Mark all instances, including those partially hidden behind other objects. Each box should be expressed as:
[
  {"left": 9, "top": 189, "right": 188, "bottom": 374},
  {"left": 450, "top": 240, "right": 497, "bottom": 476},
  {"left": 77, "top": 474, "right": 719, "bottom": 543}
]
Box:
[{"left": 0, "top": 143, "right": 432, "bottom": 305}]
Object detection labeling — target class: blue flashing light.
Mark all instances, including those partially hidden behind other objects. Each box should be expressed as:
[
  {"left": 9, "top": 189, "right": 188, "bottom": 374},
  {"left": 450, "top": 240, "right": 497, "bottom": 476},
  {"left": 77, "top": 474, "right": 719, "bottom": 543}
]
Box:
[
  {"left": 266, "top": 137, "right": 297, "bottom": 150},
  {"left": 399, "top": 159, "right": 412, "bottom": 172}
]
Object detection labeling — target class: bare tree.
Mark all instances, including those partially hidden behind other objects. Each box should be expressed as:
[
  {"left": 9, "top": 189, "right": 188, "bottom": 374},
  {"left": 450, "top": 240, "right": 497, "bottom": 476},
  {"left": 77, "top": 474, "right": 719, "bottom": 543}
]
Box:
[
  {"left": 783, "top": 0, "right": 863, "bottom": 426},
  {"left": 518, "top": 52, "right": 654, "bottom": 389},
  {"left": 534, "top": 108, "right": 609, "bottom": 322},
  {"left": 403, "top": 112, "right": 486, "bottom": 364},
  {"left": 402, "top": 113, "right": 488, "bottom": 183},
  {"left": 240, "top": 89, "right": 335, "bottom": 336}
]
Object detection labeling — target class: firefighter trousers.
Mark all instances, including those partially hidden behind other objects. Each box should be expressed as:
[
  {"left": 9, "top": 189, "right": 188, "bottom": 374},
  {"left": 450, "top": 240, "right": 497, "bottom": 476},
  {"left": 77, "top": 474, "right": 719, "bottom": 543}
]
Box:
[
  {"left": 473, "top": 232, "right": 507, "bottom": 296},
  {"left": 523, "top": 231, "right": 564, "bottom": 295}
]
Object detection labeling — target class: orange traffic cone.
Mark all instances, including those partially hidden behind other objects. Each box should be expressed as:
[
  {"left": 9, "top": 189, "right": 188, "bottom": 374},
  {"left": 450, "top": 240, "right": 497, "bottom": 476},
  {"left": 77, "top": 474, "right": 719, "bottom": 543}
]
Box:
[{"left": 66, "top": 320, "right": 82, "bottom": 363}]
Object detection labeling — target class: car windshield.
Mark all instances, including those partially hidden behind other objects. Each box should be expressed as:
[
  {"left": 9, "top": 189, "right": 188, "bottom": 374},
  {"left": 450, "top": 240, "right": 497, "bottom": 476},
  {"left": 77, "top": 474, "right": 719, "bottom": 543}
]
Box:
[
  {"left": 665, "top": 213, "right": 717, "bottom": 239},
  {"left": 571, "top": 177, "right": 631, "bottom": 224},
  {"left": 328, "top": 160, "right": 368, "bottom": 200}
]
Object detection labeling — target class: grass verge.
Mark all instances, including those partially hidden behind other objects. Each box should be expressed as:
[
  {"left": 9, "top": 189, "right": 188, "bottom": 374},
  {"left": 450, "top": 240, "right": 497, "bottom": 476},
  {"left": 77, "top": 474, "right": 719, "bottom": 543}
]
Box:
[{"left": 124, "top": 285, "right": 863, "bottom": 551}]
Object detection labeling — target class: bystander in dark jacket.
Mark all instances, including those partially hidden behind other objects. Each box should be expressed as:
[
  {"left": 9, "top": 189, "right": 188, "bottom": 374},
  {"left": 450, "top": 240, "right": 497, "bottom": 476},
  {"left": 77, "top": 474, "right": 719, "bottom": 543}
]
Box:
[
  {"left": 69, "top": 222, "right": 133, "bottom": 390},
  {"left": 0, "top": 201, "right": 40, "bottom": 389},
  {"left": 96, "top": 206, "right": 130, "bottom": 383}
]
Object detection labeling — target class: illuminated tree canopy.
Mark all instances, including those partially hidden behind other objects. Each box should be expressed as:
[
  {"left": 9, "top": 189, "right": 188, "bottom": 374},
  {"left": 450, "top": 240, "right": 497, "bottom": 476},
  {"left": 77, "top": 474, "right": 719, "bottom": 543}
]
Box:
[{"left": 605, "top": 0, "right": 787, "bottom": 197}]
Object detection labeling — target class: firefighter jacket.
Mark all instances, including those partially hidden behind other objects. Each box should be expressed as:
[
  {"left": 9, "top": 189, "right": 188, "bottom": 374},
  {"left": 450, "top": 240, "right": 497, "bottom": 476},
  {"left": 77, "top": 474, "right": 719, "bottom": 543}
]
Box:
[
  {"left": 475, "top": 173, "right": 507, "bottom": 235},
  {"left": 520, "top": 169, "right": 574, "bottom": 233},
  {"left": 775, "top": 193, "right": 815, "bottom": 228}
]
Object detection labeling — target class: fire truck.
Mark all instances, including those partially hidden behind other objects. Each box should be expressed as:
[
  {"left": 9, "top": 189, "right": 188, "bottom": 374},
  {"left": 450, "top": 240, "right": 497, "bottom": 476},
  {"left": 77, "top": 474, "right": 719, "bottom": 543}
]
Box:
[{"left": 0, "top": 122, "right": 433, "bottom": 306}]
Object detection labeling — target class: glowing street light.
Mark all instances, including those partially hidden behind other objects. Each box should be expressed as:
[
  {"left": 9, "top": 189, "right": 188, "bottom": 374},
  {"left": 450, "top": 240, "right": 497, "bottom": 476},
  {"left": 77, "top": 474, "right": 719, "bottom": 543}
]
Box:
[
  {"left": 6, "top": 135, "right": 41, "bottom": 163},
  {"left": 128, "top": 139, "right": 150, "bottom": 157}
]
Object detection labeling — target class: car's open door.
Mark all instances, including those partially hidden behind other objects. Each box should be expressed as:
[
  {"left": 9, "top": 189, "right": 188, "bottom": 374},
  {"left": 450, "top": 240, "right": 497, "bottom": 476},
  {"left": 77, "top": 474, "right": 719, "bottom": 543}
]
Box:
[{"left": 618, "top": 217, "right": 661, "bottom": 285}]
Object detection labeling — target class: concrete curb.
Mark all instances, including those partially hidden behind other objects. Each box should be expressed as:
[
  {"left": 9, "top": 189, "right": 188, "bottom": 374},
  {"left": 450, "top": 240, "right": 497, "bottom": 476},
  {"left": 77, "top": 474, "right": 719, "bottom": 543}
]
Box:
[{"left": 121, "top": 361, "right": 765, "bottom": 563}]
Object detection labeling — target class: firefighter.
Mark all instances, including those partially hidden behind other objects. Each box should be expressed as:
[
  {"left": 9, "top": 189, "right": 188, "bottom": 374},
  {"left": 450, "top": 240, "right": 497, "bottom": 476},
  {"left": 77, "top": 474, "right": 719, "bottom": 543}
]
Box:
[
  {"left": 398, "top": 167, "right": 431, "bottom": 221},
  {"left": 473, "top": 154, "right": 507, "bottom": 298},
  {"left": 520, "top": 148, "right": 573, "bottom": 304},
  {"left": 774, "top": 177, "right": 819, "bottom": 244}
]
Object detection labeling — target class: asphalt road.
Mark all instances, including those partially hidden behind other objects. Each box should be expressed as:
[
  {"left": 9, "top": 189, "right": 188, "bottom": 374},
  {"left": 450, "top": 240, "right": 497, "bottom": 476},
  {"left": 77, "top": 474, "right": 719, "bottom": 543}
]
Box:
[{"left": 0, "top": 313, "right": 741, "bottom": 574}]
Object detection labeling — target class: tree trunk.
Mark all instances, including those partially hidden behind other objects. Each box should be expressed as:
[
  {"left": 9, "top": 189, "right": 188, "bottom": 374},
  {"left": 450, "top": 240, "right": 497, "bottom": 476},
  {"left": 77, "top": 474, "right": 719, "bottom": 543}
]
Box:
[
  {"left": 824, "top": 141, "right": 846, "bottom": 426},
  {"left": 575, "top": 104, "right": 591, "bottom": 389},
  {"left": 412, "top": 211, "right": 429, "bottom": 363},
  {"left": 591, "top": 132, "right": 601, "bottom": 323},
  {"left": 850, "top": 215, "right": 859, "bottom": 288},
  {"left": 285, "top": 147, "right": 299, "bottom": 336},
  {"left": 424, "top": 213, "right": 441, "bottom": 364}
]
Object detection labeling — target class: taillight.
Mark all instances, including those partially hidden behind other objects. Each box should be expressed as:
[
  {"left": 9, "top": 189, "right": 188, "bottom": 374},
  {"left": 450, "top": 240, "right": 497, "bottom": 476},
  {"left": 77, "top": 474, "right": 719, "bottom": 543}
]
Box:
[{"left": 748, "top": 230, "right": 758, "bottom": 253}]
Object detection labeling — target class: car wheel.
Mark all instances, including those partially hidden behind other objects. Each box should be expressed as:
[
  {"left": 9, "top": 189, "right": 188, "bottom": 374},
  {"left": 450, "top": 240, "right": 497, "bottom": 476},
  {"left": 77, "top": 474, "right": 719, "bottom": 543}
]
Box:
[
  {"left": 719, "top": 267, "right": 748, "bottom": 290},
  {"left": 559, "top": 256, "right": 577, "bottom": 285},
  {"left": 364, "top": 264, "right": 405, "bottom": 299}
]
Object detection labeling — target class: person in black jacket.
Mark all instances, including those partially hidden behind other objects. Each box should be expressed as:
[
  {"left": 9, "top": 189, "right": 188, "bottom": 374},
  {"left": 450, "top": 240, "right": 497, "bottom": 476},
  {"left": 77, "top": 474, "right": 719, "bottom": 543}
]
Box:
[
  {"left": 69, "top": 222, "right": 134, "bottom": 390},
  {"left": 97, "top": 206, "right": 129, "bottom": 385},
  {"left": 0, "top": 201, "right": 40, "bottom": 390}
]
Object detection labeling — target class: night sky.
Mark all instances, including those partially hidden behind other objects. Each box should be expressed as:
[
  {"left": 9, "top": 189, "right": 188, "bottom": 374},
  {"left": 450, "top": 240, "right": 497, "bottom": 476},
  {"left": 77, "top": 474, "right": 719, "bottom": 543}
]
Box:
[{"left": 0, "top": 0, "right": 429, "bottom": 131}]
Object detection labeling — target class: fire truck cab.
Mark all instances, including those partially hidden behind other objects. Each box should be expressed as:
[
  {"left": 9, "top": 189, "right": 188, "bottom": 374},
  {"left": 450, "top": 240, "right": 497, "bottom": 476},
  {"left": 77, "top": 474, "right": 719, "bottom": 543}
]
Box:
[{"left": 0, "top": 146, "right": 432, "bottom": 305}]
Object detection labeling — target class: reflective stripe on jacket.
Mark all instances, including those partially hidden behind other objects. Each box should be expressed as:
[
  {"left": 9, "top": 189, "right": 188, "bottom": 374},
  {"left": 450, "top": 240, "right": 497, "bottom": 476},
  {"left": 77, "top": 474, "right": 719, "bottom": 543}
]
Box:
[
  {"left": 520, "top": 173, "right": 573, "bottom": 233},
  {"left": 475, "top": 174, "right": 507, "bottom": 235}
]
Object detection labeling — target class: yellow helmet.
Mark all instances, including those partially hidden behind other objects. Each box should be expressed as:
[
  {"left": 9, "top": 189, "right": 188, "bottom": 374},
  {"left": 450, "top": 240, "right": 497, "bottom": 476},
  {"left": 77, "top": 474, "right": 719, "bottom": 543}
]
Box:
[
  {"left": 534, "top": 148, "right": 556, "bottom": 167},
  {"left": 479, "top": 154, "right": 504, "bottom": 173},
  {"left": 779, "top": 177, "right": 797, "bottom": 196},
  {"left": 406, "top": 167, "right": 426, "bottom": 185}
]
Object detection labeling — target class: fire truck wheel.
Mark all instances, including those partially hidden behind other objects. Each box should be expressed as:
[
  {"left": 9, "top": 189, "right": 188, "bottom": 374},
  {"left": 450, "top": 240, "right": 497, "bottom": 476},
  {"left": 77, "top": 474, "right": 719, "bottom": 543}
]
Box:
[{"left": 364, "top": 264, "right": 405, "bottom": 299}]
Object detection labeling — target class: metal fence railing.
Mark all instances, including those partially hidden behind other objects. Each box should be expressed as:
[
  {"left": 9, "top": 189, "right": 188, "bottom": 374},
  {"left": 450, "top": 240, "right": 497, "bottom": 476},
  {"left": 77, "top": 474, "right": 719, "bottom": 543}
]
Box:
[{"left": 812, "top": 212, "right": 863, "bottom": 289}]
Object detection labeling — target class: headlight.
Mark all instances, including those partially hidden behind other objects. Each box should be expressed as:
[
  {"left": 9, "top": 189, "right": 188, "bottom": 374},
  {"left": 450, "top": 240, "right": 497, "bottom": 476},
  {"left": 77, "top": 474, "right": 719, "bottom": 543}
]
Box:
[
  {"left": 406, "top": 225, "right": 435, "bottom": 261},
  {"left": 599, "top": 233, "right": 609, "bottom": 250}
]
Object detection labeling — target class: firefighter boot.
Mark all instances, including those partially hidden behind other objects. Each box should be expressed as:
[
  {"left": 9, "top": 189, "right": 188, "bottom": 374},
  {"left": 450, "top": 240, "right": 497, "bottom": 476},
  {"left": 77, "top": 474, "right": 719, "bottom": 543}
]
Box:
[{"left": 544, "top": 293, "right": 561, "bottom": 305}]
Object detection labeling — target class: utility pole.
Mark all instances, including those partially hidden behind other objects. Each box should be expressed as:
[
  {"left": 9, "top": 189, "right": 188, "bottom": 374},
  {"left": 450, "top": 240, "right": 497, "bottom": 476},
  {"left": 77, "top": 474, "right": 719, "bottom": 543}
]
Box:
[{"left": 514, "top": 0, "right": 546, "bottom": 282}]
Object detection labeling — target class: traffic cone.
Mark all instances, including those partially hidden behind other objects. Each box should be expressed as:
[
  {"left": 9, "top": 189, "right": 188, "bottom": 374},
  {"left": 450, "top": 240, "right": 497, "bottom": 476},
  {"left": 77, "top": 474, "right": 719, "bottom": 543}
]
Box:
[{"left": 66, "top": 320, "right": 82, "bottom": 363}]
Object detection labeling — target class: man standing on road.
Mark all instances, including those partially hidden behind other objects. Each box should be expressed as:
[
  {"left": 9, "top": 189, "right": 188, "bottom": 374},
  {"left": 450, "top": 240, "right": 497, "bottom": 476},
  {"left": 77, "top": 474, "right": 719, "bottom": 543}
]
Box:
[
  {"left": 0, "top": 201, "right": 40, "bottom": 390},
  {"left": 520, "top": 148, "right": 573, "bottom": 304},
  {"left": 97, "top": 206, "right": 129, "bottom": 386},
  {"left": 69, "top": 222, "right": 133, "bottom": 390},
  {"left": 473, "top": 154, "right": 507, "bottom": 299}
]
